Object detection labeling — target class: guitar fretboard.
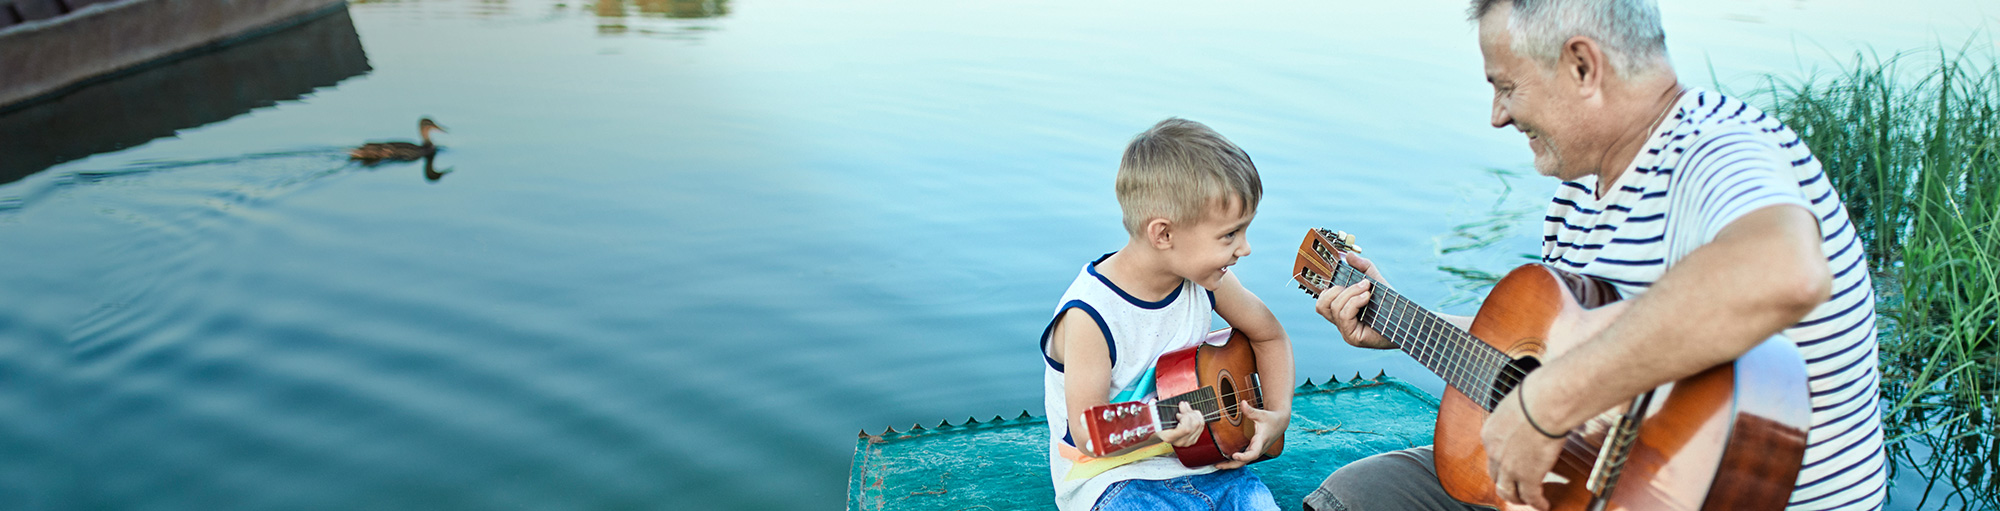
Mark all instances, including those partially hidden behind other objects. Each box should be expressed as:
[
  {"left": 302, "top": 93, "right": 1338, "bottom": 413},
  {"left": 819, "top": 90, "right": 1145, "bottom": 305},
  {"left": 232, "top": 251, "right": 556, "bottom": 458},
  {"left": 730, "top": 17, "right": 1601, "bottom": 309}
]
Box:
[
  {"left": 1154, "top": 386, "right": 1219, "bottom": 429},
  {"left": 1300, "top": 251, "right": 1520, "bottom": 410}
]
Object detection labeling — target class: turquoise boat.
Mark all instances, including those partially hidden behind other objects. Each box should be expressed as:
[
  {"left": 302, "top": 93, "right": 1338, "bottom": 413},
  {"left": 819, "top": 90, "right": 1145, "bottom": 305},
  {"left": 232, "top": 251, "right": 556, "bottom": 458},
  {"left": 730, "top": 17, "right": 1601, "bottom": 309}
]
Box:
[{"left": 848, "top": 374, "right": 1442, "bottom": 511}]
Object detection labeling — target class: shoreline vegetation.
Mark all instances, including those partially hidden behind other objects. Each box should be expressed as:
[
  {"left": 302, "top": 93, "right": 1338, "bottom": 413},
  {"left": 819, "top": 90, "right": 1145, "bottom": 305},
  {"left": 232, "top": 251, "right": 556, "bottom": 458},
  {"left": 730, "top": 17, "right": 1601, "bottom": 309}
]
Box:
[
  {"left": 1436, "top": 46, "right": 1998, "bottom": 510},
  {"left": 1755, "top": 47, "right": 1999, "bottom": 511}
]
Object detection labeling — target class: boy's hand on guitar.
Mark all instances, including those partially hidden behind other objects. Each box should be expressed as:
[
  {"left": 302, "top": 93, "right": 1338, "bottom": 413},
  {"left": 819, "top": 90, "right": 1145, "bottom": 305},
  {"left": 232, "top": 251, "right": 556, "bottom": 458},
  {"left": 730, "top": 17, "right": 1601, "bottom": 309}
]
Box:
[
  {"left": 1212, "top": 405, "right": 1289, "bottom": 470},
  {"left": 1155, "top": 402, "right": 1207, "bottom": 448},
  {"left": 1314, "top": 252, "right": 1396, "bottom": 349}
]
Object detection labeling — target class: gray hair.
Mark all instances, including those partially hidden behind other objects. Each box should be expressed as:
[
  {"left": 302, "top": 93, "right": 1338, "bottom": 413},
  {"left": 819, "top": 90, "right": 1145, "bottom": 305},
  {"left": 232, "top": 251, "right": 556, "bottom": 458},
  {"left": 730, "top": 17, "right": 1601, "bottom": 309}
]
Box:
[{"left": 1469, "top": 0, "right": 1670, "bottom": 78}]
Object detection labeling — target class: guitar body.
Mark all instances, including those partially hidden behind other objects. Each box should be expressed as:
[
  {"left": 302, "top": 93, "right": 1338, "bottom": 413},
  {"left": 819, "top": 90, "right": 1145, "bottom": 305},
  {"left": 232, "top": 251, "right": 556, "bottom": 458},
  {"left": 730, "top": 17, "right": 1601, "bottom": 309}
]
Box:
[
  {"left": 1433, "top": 264, "right": 1811, "bottom": 511},
  {"left": 1080, "top": 328, "right": 1284, "bottom": 467},
  {"left": 1155, "top": 329, "right": 1285, "bottom": 467}
]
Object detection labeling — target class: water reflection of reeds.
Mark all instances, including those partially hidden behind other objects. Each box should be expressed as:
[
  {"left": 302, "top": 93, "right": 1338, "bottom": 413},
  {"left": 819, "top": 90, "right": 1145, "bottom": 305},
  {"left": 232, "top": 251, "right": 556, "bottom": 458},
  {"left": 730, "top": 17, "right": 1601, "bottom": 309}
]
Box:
[
  {"left": 1755, "top": 48, "right": 2000, "bottom": 511},
  {"left": 1432, "top": 168, "right": 1539, "bottom": 308},
  {"left": 587, "top": 0, "right": 727, "bottom": 37}
]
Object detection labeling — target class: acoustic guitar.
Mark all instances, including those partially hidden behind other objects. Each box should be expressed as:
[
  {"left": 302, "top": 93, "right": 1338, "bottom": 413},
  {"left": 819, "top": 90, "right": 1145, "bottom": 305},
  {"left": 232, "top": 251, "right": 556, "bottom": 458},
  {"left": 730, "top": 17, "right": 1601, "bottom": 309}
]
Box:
[
  {"left": 1292, "top": 228, "right": 1810, "bottom": 511},
  {"left": 1079, "top": 328, "right": 1284, "bottom": 467}
]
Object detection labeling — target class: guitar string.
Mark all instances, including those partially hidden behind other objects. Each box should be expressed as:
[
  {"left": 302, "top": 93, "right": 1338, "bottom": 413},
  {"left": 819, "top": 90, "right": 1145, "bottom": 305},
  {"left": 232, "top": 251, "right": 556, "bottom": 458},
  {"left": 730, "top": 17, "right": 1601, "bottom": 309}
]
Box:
[
  {"left": 1095, "top": 386, "right": 1271, "bottom": 439},
  {"left": 1301, "top": 234, "right": 1595, "bottom": 441},
  {"left": 1302, "top": 265, "right": 1515, "bottom": 396},
  {"left": 1149, "top": 386, "right": 1267, "bottom": 419},
  {"left": 1298, "top": 248, "right": 1533, "bottom": 409}
]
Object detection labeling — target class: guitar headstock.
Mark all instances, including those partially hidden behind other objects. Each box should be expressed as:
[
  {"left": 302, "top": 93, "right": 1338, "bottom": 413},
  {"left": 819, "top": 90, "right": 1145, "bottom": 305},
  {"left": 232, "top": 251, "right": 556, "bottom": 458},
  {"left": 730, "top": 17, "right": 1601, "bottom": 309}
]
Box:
[
  {"left": 1293, "top": 228, "right": 1362, "bottom": 297},
  {"left": 1081, "top": 400, "right": 1159, "bottom": 457}
]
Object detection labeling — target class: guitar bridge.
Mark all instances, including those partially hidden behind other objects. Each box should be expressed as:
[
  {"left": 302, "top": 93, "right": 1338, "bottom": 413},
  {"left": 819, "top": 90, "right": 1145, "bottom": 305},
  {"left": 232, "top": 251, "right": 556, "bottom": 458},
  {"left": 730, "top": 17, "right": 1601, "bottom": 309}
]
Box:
[{"left": 1586, "top": 390, "right": 1654, "bottom": 506}]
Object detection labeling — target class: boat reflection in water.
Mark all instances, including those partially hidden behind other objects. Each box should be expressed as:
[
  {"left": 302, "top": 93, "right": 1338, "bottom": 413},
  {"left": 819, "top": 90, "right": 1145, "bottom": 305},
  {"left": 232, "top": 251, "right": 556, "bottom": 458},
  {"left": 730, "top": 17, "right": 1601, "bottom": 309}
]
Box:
[{"left": 0, "top": 5, "right": 370, "bottom": 185}]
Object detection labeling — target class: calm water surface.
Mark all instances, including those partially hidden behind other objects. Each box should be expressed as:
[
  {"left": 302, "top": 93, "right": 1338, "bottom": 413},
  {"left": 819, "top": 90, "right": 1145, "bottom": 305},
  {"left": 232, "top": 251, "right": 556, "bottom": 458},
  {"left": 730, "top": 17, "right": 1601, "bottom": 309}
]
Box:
[{"left": 2, "top": 1, "right": 1993, "bottom": 509}]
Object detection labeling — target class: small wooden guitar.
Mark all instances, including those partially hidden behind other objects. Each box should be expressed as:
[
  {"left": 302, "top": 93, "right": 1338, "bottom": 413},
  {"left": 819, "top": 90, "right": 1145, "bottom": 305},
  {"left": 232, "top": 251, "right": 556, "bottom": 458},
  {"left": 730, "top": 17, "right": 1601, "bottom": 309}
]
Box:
[
  {"left": 1293, "top": 228, "right": 1810, "bottom": 511},
  {"left": 1079, "top": 328, "right": 1284, "bottom": 468}
]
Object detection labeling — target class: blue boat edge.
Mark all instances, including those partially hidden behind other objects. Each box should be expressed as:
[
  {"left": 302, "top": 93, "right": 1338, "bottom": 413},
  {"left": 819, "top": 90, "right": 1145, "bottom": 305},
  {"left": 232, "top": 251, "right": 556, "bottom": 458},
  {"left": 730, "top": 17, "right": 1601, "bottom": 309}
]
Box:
[{"left": 849, "top": 373, "right": 1443, "bottom": 511}]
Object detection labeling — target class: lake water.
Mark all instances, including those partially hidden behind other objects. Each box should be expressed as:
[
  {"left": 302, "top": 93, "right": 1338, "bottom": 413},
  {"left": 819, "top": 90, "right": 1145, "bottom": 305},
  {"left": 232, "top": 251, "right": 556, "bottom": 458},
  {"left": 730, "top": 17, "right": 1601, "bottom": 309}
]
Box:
[{"left": 2, "top": 0, "right": 1994, "bottom": 509}]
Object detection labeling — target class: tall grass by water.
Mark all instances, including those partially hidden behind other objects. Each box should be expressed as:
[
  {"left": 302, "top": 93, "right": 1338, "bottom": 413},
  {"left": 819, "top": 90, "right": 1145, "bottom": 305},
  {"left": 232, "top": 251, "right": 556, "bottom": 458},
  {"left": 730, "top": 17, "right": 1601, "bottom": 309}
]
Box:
[{"left": 1755, "top": 47, "right": 2000, "bottom": 510}]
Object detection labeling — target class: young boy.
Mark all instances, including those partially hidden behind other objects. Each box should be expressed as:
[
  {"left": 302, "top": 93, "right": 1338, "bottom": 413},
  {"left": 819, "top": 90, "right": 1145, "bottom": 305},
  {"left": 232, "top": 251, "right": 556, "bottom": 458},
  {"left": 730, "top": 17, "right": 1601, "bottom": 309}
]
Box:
[{"left": 1040, "top": 118, "right": 1294, "bottom": 511}]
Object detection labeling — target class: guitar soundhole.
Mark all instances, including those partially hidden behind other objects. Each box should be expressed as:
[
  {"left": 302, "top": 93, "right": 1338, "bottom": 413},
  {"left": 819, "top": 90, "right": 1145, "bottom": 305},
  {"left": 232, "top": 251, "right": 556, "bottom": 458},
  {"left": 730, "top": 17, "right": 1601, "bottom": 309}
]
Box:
[
  {"left": 1217, "top": 371, "right": 1240, "bottom": 425},
  {"left": 1491, "top": 356, "right": 1543, "bottom": 409}
]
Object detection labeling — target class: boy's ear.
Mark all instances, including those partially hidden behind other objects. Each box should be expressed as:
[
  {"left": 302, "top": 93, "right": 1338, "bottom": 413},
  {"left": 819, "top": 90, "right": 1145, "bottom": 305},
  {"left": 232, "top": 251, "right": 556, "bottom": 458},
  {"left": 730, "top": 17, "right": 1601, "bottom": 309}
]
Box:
[{"left": 1146, "top": 218, "right": 1174, "bottom": 249}]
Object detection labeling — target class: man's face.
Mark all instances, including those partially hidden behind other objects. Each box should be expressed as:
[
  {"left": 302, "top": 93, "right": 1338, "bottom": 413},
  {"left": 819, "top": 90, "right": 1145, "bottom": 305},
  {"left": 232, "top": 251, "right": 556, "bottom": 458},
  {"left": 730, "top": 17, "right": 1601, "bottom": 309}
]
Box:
[{"left": 1479, "top": 6, "right": 1591, "bottom": 181}]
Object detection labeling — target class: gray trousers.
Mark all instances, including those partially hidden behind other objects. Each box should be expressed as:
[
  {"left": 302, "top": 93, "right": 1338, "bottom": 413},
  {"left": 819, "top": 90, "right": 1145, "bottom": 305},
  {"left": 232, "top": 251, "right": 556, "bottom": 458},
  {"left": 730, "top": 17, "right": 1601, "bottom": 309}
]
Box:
[{"left": 1301, "top": 446, "right": 1495, "bottom": 511}]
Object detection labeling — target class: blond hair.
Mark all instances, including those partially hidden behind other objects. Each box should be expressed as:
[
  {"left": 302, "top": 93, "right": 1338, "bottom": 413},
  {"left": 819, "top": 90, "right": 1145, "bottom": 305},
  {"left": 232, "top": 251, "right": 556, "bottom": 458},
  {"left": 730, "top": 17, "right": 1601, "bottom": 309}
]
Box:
[{"left": 1116, "top": 118, "right": 1263, "bottom": 235}]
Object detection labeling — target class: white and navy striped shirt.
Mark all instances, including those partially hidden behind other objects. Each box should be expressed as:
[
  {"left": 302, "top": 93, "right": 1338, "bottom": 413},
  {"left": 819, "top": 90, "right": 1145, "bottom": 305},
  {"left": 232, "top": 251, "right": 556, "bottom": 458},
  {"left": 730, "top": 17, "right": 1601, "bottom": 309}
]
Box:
[{"left": 1541, "top": 89, "right": 1885, "bottom": 510}]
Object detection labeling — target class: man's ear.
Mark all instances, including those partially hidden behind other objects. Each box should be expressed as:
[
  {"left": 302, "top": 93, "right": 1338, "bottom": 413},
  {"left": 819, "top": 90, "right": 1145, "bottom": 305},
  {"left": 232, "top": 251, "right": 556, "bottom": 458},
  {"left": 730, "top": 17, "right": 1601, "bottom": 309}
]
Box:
[
  {"left": 1561, "top": 36, "right": 1607, "bottom": 99},
  {"left": 1146, "top": 218, "right": 1174, "bottom": 249}
]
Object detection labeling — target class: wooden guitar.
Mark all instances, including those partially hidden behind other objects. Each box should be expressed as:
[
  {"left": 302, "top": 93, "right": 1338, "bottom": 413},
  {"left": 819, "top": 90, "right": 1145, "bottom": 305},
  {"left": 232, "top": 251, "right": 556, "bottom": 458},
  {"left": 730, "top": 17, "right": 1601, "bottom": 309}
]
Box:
[
  {"left": 1079, "top": 328, "right": 1284, "bottom": 468},
  {"left": 1292, "top": 228, "right": 1810, "bottom": 511}
]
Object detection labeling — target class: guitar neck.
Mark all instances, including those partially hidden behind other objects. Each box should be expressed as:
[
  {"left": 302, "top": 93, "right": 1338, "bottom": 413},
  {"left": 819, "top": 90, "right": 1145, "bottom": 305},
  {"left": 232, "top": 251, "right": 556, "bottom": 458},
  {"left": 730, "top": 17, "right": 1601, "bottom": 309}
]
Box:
[
  {"left": 1154, "top": 386, "right": 1218, "bottom": 430},
  {"left": 1322, "top": 262, "right": 1516, "bottom": 410}
]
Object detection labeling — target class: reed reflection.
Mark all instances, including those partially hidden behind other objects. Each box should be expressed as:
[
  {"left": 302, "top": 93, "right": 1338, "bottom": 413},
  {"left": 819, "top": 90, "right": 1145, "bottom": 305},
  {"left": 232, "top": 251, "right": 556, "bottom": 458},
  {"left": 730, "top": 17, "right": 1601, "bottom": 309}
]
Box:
[
  {"left": 0, "top": 6, "right": 369, "bottom": 185},
  {"left": 589, "top": 0, "right": 728, "bottom": 37}
]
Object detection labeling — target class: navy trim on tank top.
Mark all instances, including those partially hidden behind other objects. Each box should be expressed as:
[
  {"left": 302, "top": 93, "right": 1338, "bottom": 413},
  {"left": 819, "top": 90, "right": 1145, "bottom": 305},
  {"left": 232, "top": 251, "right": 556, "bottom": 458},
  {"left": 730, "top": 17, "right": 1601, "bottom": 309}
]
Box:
[
  {"left": 1086, "top": 252, "right": 1182, "bottom": 309},
  {"left": 1039, "top": 300, "right": 1116, "bottom": 372}
]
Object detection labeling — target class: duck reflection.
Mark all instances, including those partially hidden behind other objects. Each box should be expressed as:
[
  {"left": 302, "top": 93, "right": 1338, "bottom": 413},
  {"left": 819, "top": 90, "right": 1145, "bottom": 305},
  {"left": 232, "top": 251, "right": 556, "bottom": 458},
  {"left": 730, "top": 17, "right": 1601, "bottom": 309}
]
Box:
[{"left": 422, "top": 154, "right": 452, "bottom": 182}]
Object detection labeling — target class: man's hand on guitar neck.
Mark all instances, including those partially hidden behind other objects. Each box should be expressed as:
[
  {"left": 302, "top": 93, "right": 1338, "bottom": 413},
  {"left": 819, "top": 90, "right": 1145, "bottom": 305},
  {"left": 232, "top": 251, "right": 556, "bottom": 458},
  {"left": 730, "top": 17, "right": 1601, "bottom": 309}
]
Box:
[
  {"left": 1313, "top": 252, "right": 1395, "bottom": 349},
  {"left": 1312, "top": 252, "right": 1474, "bottom": 349}
]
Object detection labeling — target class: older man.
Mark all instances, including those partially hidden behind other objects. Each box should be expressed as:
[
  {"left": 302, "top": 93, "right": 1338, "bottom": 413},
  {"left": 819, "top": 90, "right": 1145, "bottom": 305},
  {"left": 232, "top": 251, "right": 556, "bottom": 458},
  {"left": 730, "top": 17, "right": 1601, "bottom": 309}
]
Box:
[{"left": 1303, "top": 1, "right": 1886, "bottom": 510}]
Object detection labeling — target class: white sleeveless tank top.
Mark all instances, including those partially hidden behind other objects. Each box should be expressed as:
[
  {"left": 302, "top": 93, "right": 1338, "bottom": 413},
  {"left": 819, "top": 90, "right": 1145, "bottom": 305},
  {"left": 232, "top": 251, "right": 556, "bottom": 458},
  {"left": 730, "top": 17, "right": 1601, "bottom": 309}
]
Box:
[{"left": 1039, "top": 253, "right": 1217, "bottom": 510}]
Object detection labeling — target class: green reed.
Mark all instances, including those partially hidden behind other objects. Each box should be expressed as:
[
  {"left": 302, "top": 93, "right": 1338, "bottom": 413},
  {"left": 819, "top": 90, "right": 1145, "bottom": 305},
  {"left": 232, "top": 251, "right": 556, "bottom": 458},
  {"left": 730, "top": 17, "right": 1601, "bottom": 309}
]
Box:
[{"left": 1753, "top": 47, "right": 2000, "bottom": 510}]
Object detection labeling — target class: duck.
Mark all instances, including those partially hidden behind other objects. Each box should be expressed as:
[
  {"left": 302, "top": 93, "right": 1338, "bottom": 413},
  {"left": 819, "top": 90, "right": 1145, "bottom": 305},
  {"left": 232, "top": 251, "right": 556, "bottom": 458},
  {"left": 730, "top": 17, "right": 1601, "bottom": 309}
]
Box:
[{"left": 351, "top": 118, "right": 446, "bottom": 163}]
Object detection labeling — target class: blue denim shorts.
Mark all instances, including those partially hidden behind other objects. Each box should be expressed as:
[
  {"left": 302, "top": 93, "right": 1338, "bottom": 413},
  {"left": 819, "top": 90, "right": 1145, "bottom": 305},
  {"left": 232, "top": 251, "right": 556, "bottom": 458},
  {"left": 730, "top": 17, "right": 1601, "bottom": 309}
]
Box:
[{"left": 1092, "top": 468, "right": 1278, "bottom": 511}]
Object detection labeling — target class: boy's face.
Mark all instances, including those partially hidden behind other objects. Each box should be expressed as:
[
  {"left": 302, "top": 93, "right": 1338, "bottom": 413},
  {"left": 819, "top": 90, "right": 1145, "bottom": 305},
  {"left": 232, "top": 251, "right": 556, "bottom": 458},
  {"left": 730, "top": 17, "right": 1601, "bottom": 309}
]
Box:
[{"left": 1168, "top": 197, "right": 1256, "bottom": 290}]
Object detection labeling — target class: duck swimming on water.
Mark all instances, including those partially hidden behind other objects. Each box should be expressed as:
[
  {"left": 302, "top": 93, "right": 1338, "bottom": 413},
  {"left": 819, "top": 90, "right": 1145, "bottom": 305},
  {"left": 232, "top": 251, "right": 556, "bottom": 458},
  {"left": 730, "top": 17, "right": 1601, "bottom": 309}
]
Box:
[{"left": 351, "top": 118, "right": 446, "bottom": 163}]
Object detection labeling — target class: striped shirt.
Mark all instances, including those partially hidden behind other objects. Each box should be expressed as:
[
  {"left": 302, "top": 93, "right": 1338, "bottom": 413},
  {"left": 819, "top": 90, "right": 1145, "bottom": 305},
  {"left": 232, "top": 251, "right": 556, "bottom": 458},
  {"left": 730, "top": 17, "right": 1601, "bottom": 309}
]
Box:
[{"left": 1540, "top": 89, "right": 1885, "bottom": 510}]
